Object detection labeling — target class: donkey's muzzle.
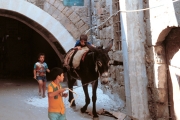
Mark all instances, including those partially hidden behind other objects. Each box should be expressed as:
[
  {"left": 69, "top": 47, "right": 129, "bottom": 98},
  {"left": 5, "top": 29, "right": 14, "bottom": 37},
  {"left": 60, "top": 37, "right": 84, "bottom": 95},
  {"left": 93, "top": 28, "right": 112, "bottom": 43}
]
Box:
[{"left": 101, "top": 72, "right": 110, "bottom": 85}]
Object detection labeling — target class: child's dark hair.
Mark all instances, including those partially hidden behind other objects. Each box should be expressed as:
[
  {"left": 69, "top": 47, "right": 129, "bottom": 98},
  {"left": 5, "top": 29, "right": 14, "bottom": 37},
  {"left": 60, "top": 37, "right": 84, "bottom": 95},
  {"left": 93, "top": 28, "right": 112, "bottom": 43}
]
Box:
[
  {"left": 50, "top": 67, "right": 64, "bottom": 80},
  {"left": 38, "top": 53, "right": 45, "bottom": 59},
  {"left": 80, "top": 34, "right": 87, "bottom": 41}
]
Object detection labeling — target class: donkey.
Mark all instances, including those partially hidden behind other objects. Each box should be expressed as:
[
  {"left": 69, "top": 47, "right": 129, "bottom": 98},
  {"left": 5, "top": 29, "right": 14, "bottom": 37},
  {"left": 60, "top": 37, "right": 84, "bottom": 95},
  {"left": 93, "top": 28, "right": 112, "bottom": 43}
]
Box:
[{"left": 66, "top": 40, "right": 113, "bottom": 120}]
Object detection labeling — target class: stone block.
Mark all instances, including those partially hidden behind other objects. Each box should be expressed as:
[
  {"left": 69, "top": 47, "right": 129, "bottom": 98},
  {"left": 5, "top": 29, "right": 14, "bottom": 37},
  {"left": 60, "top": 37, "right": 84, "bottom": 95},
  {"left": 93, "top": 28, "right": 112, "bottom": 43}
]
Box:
[
  {"left": 65, "top": 9, "right": 74, "bottom": 17},
  {"left": 155, "top": 102, "right": 169, "bottom": 119},
  {"left": 103, "top": 28, "right": 106, "bottom": 39},
  {"left": 154, "top": 64, "right": 167, "bottom": 88},
  {"left": 106, "top": 26, "right": 112, "bottom": 39},
  {"left": 69, "top": 12, "right": 81, "bottom": 24},
  {"left": 52, "top": 8, "right": 60, "bottom": 18},
  {"left": 79, "top": 24, "right": 89, "bottom": 34},
  {"left": 108, "top": 50, "right": 113, "bottom": 59},
  {"left": 81, "top": 16, "right": 89, "bottom": 24},
  {"left": 53, "top": 0, "right": 61, "bottom": 8},
  {"left": 145, "top": 46, "right": 154, "bottom": 64},
  {"left": 102, "top": 39, "right": 111, "bottom": 47},
  {"left": 113, "top": 50, "right": 123, "bottom": 62},
  {"left": 61, "top": 7, "right": 69, "bottom": 15},
  {"left": 57, "top": 3, "right": 65, "bottom": 12},
  {"left": 154, "top": 45, "right": 166, "bottom": 64},
  {"left": 71, "top": 28, "right": 81, "bottom": 40},
  {"left": 48, "top": 0, "right": 55, "bottom": 5},
  {"left": 116, "top": 66, "right": 124, "bottom": 85},
  {"left": 109, "top": 65, "right": 116, "bottom": 79},
  {"left": 48, "top": 5, "right": 56, "bottom": 15},
  {"left": 56, "top": 12, "right": 66, "bottom": 22},
  {"left": 44, "top": 2, "right": 51, "bottom": 12},
  {"left": 60, "top": 15, "right": 71, "bottom": 28},
  {"left": 75, "top": 7, "right": 88, "bottom": 17},
  {"left": 155, "top": 88, "right": 168, "bottom": 103},
  {"left": 75, "top": 20, "right": 85, "bottom": 28}
]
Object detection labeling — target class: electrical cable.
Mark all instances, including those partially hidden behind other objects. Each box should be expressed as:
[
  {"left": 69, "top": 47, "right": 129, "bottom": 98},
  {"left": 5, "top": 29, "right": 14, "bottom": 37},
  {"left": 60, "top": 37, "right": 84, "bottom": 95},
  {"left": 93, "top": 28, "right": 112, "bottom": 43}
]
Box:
[{"left": 85, "top": 0, "right": 180, "bottom": 34}]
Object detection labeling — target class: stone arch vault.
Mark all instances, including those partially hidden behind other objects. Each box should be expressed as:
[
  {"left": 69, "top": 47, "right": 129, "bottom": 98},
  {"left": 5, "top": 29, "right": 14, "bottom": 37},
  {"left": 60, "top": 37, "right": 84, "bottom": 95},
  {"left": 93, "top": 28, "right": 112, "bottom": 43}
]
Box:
[{"left": 0, "top": 0, "right": 76, "bottom": 62}]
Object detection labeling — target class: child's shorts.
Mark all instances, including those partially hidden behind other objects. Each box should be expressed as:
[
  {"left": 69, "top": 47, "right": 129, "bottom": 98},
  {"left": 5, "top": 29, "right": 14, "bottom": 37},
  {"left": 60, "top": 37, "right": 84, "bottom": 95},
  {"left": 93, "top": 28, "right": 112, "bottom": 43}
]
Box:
[
  {"left": 48, "top": 112, "right": 66, "bottom": 120},
  {"left": 36, "top": 76, "right": 47, "bottom": 82}
]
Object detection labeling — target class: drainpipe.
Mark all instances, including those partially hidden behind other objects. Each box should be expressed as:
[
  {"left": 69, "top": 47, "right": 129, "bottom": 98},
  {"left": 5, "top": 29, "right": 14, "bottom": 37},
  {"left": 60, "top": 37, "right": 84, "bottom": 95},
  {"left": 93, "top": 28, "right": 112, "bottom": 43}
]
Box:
[{"left": 89, "top": 0, "right": 93, "bottom": 44}]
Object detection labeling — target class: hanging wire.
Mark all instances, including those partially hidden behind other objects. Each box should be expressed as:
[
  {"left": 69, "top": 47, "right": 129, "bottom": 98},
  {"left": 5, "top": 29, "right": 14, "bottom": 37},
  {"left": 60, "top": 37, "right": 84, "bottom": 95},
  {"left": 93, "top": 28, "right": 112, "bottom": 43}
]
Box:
[{"left": 85, "top": 0, "right": 180, "bottom": 34}]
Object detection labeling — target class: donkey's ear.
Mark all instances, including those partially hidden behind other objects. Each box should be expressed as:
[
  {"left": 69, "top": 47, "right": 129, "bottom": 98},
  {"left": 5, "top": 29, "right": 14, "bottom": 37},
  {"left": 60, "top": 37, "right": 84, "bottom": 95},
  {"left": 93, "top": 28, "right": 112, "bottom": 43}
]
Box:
[
  {"left": 86, "top": 42, "right": 98, "bottom": 52},
  {"left": 104, "top": 39, "right": 113, "bottom": 53}
]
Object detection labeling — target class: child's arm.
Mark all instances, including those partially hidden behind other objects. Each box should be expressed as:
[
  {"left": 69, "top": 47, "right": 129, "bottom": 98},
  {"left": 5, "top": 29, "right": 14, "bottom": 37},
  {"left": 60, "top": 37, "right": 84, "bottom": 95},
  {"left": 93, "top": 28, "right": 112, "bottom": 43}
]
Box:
[
  {"left": 46, "top": 69, "right": 50, "bottom": 73},
  {"left": 48, "top": 88, "right": 66, "bottom": 98},
  {"left": 33, "top": 69, "right": 36, "bottom": 80},
  {"left": 73, "top": 46, "right": 82, "bottom": 50}
]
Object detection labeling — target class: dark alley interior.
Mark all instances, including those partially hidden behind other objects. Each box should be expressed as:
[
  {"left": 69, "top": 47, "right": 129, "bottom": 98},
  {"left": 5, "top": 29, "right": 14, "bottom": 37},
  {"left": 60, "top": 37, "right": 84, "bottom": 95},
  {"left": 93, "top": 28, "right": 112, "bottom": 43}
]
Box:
[{"left": 0, "top": 16, "right": 62, "bottom": 80}]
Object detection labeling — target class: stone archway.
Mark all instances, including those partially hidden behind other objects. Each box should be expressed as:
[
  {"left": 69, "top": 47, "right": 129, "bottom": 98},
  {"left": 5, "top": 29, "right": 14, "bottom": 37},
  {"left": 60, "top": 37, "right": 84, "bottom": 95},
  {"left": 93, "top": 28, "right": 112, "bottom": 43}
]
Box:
[
  {"left": 150, "top": 27, "right": 180, "bottom": 119},
  {"left": 0, "top": 0, "right": 76, "bottom": 61},
  {"left": 164, "top": 27, "right": 180, "bottom": 119}
]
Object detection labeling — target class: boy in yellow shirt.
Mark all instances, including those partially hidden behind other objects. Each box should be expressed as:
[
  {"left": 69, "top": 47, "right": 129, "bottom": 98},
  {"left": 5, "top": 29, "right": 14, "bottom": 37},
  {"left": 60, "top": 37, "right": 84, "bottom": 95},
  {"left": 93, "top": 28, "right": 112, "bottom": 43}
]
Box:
[{"left": 48, "top": 67, "right": 68, "bottom": 120}]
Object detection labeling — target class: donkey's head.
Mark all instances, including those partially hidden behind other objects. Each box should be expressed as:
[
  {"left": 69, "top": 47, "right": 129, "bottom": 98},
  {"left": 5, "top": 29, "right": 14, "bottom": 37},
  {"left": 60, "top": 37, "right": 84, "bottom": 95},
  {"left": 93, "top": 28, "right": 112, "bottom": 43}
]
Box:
[{"left": 86, "top": 39, "right": 113, "bottom": 85}]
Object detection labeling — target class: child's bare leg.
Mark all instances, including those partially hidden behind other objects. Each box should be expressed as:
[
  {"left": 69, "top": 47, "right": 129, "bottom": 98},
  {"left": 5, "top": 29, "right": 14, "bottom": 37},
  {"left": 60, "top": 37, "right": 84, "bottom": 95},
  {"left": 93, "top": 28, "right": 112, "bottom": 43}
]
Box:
[
  {"left": 42, "top": 81, "right": 46, "bottom": 98},
  {"left": 38, "top": 80, "right": 43, "bottom": 95}
]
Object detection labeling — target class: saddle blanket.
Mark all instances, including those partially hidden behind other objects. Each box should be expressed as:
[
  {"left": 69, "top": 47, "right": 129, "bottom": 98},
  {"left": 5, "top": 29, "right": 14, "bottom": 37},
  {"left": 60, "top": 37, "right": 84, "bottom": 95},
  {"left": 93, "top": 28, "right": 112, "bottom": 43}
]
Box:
[{"left": 73, "top": 46, "right": 89, "bottom": 69}]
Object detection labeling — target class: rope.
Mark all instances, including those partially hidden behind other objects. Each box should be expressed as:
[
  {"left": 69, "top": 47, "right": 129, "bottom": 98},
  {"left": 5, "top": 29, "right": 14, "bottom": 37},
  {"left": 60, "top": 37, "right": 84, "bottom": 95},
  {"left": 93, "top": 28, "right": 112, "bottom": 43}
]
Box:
[
  {"left": 85, "top": 0, "right": 180, "bottom": 34},
  {"left": 65, "top": 79, "right": 98, "bottom": 107},
  {"left": 66, "top": 88, "right": 78, "bottom": 107}
]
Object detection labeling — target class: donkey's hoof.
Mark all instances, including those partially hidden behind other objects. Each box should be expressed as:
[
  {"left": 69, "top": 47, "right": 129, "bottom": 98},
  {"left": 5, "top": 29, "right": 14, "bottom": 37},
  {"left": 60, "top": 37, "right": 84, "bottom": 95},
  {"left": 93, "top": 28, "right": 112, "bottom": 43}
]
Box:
[
  {"left": 93, "top": 117, "right": 99, "bottom": 120},
  {"left": 80, "top": 108, "right": 86, "bottom": 113}
]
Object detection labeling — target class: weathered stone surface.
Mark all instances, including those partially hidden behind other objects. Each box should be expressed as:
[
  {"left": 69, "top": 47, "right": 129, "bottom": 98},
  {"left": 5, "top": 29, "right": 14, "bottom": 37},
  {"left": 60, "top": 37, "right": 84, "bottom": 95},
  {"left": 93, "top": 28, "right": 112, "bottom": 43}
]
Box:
[
  {"left": 154, "top": 45, "right": 166, "bottom": 64},
  {"left": 56, "top": 12, "right": 66, "bottom": 22},
  {"left": 75, "top": 7, "right": 88, "bottom": 17},
  {"left": 64, "top": 9, "right": 73, "bottom": 17},
  {"left": 113, "top": 50, "right": 123, "bottom": 62},
  {"left": 156, "top": 88, "right": 167, "bottom": 103},
  {"left": 79, "top": 24, "right": 89, "bottom": 34},
  {"left": 154, "top": 64, "right": 167, "bottom": 88},
  {"left": 57, "top": 2, "right": 65, "bottom": 12},
  {"left": 75, "top": 20, "right": 84, "bottom": 28},
  {"left": 61, "top": 7, "right": 69, "bottom": 14},
  {"left": 53, "top": 0, "right": 61, "bottom": 8},
  {"left": 105, "top": 26, "right": 112, "bottom": 39},
  {"left": 48, "top": 0, "right": 55, "bottom": 5},
  {"left": 69, "top": 12, "right": 81, "bottom": 24},
  {"left": 48, "top": 4, "right": 56, "bottom": 15},
  {"left": 109, "top": 65, "right": 116, "bottom": 79},
  {"left": 116, "top": 66, "right": 124, "bottom": 85},
  {"left": 43, "top": 1, "right": 51, "bottom": 11},
  {"left": 108, "top": 50, "right": 113, "bottom": 59},
  {"left": 52, "top": 8, "right": 59, "bottom": 18},
  {"left": 71, "top": 30, "right": 81, "bottom": 39}
]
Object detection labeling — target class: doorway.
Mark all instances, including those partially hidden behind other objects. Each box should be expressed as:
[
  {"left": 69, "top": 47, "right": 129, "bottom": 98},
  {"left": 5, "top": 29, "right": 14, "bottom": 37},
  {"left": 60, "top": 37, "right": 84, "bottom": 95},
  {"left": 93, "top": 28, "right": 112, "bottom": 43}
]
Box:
[{"left": 0, "top": 17, "right": 62, "bottom": 80}]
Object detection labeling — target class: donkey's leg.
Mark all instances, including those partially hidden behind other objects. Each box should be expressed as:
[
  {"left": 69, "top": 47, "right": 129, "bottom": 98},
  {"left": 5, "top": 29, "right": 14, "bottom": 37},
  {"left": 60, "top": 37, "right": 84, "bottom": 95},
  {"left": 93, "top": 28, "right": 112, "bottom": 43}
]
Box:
[
  {"left": 67, "top": 73, "right": 76, "bottom": 106},
  {"left": 81, "top": 84, "right": 90, "bottom": 113},
  {"left": 92, "top": 80, "right": 99, "bottom": 118}
]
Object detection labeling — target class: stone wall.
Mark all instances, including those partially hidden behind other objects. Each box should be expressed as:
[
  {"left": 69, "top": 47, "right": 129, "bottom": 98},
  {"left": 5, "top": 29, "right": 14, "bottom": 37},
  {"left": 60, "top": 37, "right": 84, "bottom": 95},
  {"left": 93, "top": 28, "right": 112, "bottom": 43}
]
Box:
[
  {"left": 90, "top": 0, "right": 125, "bottom": 110},
  {"left": 26, "top": 0, "right": 90, "bottom": 39}
]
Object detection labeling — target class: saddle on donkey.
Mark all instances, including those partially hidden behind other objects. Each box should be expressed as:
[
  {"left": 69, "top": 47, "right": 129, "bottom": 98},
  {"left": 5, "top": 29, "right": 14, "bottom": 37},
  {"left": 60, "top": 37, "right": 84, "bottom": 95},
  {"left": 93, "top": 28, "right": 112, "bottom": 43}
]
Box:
[{"left": 63, "top": 46, "right": 89, "bottom": 71}]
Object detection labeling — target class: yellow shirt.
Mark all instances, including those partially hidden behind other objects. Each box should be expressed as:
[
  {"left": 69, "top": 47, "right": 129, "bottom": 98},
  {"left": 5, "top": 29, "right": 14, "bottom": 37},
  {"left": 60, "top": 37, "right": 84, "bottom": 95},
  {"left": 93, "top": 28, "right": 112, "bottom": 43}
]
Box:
[{"left": 48, "top": 81, "right": 65, "bottom": 114}]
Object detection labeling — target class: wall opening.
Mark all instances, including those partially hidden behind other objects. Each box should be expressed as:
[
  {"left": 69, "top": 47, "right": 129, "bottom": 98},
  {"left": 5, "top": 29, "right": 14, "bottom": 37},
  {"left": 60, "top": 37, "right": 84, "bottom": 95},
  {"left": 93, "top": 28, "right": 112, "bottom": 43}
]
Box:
[
  {"left": 164, "top": 27, "right": 180, "bottom": 120},
  {"left": 0, "top": 16, "right": 62, "bottom": 80}
]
